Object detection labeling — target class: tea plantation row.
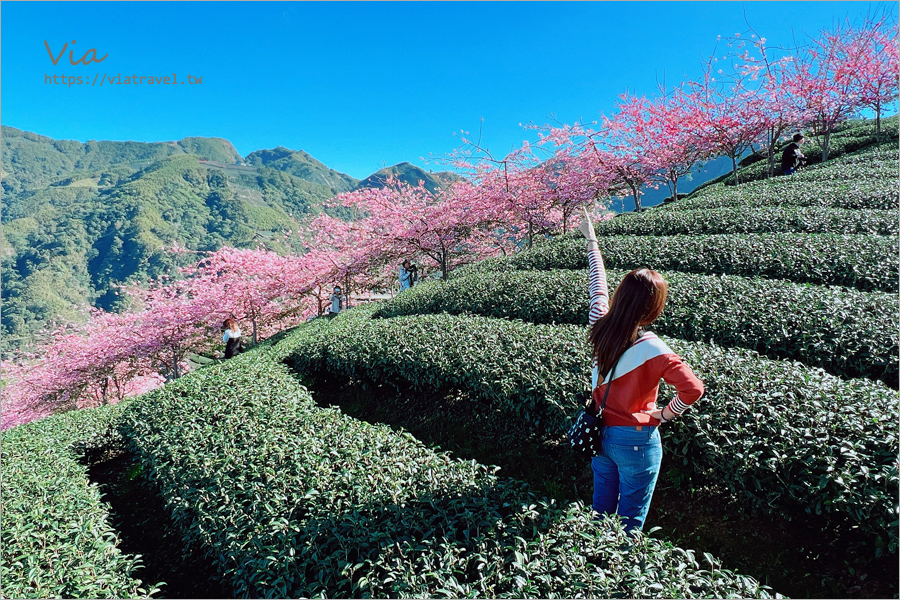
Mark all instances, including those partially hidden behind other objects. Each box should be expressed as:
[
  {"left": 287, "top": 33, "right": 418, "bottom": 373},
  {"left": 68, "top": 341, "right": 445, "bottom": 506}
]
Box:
[
  {"left": 1, "top": 403, "right": 156, "bottom": 599},
  {"left": 593, "top": 206, "right": 897, "bottom": 236},
  {"left": 281, "top": 306, "right": 898, "bottom": 552},
  {"left": 454, "top": 233, "right": 899, "bottom": 292},
  {"left": 662, "top": 150, "right": 899, "bottom": 213},
  {"left": 120, "top": 347, "right": 775, "bottom": 599},
  {"left": 663, "top": 137, "right": 898, "bottom": 209},
  {"left": 670, "top": 177, "right": 898, "bottom": 212},
  {"left": 374, "top": 269, "right": 898, "bottom": 386},
  {"left": 2, "top": 345, "right": 778, "bottom": 598},
  {"left": 722, "top": 146, "right": 899, "bottom": 188}
]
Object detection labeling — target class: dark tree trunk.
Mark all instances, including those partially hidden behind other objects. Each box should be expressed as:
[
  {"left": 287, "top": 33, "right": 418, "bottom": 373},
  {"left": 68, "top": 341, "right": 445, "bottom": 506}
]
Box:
[
  {"left": 767, "top": 127, "right": 777, "bottom": 179},
  {"left": 345, "top": 274, "right": 351, "bottom": 309},
  {"left": 876, "top": 100, "right": 882, "bottom": 136},
  {"left": 172, "top": 346, "right": 181, "bottom": 379},
  {"left": 628, "top": 182, "right": 642, "bottom": 212}
]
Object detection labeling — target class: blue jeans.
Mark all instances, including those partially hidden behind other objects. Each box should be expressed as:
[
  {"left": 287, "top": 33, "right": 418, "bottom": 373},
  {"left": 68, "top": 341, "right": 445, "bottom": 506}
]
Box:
[{"left": 591, "top": 425, "right": 662, "bottom": 532}]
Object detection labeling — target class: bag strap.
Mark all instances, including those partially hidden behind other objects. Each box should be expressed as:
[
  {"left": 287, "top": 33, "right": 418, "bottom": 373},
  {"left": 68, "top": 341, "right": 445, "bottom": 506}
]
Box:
[
  {"left": 585, "top": 352, "right": 622, "bottom": 413},
  {"left": 599, "top": 354, "right": 621, "bottom": 412}
]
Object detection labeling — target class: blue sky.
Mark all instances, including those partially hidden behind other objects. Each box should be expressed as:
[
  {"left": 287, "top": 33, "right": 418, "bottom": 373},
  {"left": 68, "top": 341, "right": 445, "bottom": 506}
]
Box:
[{"left": 2, "top": 1, "right": 896, "bottom": 179}]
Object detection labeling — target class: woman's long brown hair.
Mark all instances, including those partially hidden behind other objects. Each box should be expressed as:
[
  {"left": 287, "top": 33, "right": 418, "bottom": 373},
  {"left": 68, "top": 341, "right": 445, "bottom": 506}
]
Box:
[{"left": 590, "top": 269, "right": 668, "bottom": 377}]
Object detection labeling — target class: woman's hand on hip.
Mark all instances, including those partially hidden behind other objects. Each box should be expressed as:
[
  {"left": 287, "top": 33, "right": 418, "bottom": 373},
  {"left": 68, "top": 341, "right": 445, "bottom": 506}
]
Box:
[{"left": 650, "top": 408, "right": 670, "bottom": 423}]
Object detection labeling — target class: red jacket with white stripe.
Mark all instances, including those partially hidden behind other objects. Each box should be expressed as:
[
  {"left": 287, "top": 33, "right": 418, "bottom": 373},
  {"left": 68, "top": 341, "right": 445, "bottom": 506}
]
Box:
[{"left": 586, "top": 242, "right": 704, "bottom": 427}]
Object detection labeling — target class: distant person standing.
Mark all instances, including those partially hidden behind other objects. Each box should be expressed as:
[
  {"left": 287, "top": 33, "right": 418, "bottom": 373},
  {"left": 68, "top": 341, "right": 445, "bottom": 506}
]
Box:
[
  {"left": 328, "top": 285, "right": 344, "bottom": 318},
  {"left": 222, "top": 318, "right": 243, "bottom": 359},
  {"left": 399, "top": 259, "right": 418, "bottom": 291},
  {"left": 781, "top": 133, "right": 808, "bottom": 175}
]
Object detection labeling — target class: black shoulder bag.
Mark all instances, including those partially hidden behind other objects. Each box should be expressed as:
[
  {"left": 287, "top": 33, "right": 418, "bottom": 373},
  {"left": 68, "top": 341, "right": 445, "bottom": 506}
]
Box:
[{"left": 567, "top": 357, "right": 620, "bottom": 458}]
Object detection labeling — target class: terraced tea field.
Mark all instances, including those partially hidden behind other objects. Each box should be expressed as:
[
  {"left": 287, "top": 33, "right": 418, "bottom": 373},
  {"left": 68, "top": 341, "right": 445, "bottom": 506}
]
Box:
[{"left": 2, "top": 119, "right": 897, "bottom": 598}]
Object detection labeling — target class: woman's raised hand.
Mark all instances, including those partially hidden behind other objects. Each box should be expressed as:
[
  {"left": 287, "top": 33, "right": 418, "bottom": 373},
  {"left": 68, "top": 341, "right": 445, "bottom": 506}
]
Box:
[{"left": 577, "top": 207, "right": 597, "bottom": 242}]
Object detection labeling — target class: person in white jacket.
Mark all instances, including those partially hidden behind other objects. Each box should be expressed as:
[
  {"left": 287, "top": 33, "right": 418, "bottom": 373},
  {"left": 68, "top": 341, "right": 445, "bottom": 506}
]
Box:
[{"left": 222, "top": 318, "right": 243, "bottom": 358}]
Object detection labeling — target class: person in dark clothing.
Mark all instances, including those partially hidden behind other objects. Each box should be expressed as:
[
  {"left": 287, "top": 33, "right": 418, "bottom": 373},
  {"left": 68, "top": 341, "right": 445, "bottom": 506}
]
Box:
[
  {"left": 781, "top": 133, "right": 807, "bottom": 175},
  {"left": 222, "top": 318, "right": 243, "bottom": 359}
]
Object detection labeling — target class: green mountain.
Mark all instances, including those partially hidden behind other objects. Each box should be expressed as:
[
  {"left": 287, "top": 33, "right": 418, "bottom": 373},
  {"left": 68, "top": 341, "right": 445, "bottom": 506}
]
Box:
[
  {"left": 244, "top": 147, "right": 359, "bottom": 194},
  {"left": 353, "top": 161, "right": 460, "bottom": 194},
  {"left": 3, "top": 128, "right": 466, "bottom": 354},
  {"left": 0, "top": 126, "right": 242, "bottom": 195},
  {"left": 0, "top": 129, "right": 355, "bottom": 354}
]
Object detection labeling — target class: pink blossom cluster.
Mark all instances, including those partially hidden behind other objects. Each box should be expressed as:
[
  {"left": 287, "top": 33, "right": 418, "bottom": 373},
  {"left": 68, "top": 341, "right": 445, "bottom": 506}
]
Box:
[
  {"left": 2, "top": 247, "right": 319, "bottom": 430},
  {"left": 523, "top": 17, "right": 898, "bottom": 206}
]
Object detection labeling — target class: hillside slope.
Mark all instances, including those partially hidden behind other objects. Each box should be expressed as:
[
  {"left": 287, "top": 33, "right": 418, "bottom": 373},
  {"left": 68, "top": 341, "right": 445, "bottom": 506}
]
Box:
[
  {"left": 243, "top": 146, "right": 359, "bottom": 194},
  {"left": 271, "top": 116, "right": 898, "bottom": 597},
  {"left": 1, "top": 117, "right": 897, "bottom": 599},
  {"left": 354, "top": 161, "right": 460, "bottom": 193},
  {"left": 0, "top": 128, "right": 464, "bottom": 353},
  {"left": 0, "top": 126, "right": 242, "bottom": 194}
]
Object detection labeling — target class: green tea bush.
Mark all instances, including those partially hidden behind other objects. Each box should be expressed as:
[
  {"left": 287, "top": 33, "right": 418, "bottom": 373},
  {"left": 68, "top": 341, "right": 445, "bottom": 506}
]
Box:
[
  {"left": 659, "top": 178, "right": 898, "bottom": 212},
  {"left": 282, "top": 308, "right": 584, "bottom": 432},
  {"left": 375, "top": 270, "right": 898, "bottom": 387},
  {"left": 122, "top": 347, "right": 773, "bottom": 599},
  {"left": 0, "top": 402, "right": 156, "bottom": 599},
  {"left": 595, "top": 207, "right": 897, "bottom": 236},
  {"left": 658, "top": 342, "right": 899, "bottom": 556},
  {"left": 791, "top": 154, "right": 899, "bottom": 184},
  {"left": 454, "top": 234, "right": 899, "bottom": 292},
  {"left": 281, "top": 311, "right": 898, "bottom": 548}
]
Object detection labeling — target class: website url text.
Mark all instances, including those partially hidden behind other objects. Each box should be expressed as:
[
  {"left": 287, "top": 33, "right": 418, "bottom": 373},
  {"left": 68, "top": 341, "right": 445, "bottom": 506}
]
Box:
[{"left": 44, "top": 73, "right": 203, "bottom": 87}]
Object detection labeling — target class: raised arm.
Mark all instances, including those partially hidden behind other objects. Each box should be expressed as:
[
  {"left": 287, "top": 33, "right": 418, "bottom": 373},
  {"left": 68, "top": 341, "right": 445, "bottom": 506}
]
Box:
[{"left": 577, "top": 207, "right": 609, "bottom": 325}]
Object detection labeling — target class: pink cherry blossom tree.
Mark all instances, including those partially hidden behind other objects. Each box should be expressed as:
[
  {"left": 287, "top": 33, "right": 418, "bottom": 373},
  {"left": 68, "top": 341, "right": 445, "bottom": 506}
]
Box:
[
  {"left": 0, "top": 311, "right": 160, "bottom": 430},
  {"left": 729, "top": 31, "right": 803, "bottom": 178},
  {"left": 162, "top": 247, "right": 316, "bottom": 344},
  {"left": 782, "top": 21, "right": 872, "bottom": 162},
  {"left": 1, "top": 246, "right": 326, "bottom": 430},
  {"left": 608, "top": 90, "right": 716, "bottom": 203},
  {"left": 688, "top": 42, "right": 770, "bottom": 184},
  {"left": 846, "top": 18, "right": 900, "bottom": 135},
  {"left": 319, "top": 178, "right": 505, "bottom": 280}
]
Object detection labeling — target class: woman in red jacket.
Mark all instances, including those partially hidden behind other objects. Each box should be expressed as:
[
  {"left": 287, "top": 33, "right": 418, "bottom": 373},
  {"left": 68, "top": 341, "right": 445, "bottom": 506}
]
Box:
[{"left": 577, "top": 208, "right": 704, "bottom": 532}]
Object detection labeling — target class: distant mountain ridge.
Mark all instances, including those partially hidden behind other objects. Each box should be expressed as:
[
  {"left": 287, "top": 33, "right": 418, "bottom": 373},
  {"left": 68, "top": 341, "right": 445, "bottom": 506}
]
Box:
[
  {"left": 0, "top": 126, "right": 242, "bottom": 194},
  {"left": 244, "top": 146, "right": 359, "bottom": 194},
  {"left": 2, "top": 126, "right": 461, "bottom": 200},
  {"left": 0, "top": 126, "right": 467, "bottom": 354},
  {"left": 354, "top": 161, "right": 460, "bottom": 194}
]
